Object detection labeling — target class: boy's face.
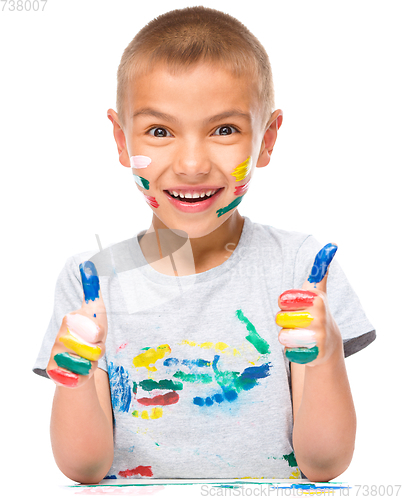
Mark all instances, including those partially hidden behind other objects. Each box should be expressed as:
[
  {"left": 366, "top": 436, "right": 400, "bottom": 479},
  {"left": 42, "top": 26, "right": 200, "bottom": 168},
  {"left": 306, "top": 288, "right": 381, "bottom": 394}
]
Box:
[{"left": 108, "top": 62, "right": 280, "bottom": 239}]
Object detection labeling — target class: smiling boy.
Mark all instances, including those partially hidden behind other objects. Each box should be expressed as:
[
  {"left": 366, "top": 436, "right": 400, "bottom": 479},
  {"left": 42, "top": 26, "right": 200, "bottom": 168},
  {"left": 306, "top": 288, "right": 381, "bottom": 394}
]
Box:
[{"left": 34, "top": 6, "right": 375, "bottom": 484}]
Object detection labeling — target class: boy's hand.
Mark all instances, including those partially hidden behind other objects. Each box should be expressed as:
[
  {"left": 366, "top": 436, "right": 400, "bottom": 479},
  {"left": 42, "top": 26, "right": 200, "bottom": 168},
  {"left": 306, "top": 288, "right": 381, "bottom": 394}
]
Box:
[
  {"left": 275, "top": 244, "right": 342, "bottom": 366},
  {"left": 46, "top": 261, "right": 108, "bottom": 388}
]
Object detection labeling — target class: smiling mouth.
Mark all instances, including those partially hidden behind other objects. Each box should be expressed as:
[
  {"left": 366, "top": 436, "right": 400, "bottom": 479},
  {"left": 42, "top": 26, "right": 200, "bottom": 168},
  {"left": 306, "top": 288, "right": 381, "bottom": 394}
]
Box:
[{"left": 164, "top": 188, "right": 224, "bottom": 203}]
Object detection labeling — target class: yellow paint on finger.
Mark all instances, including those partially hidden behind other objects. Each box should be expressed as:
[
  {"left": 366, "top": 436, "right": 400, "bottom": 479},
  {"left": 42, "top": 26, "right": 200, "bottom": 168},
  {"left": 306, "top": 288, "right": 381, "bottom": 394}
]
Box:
[
  {"left": 231, "top": 157, "right": 252, "bottom": 182},
  {"left": 276, "top": 311, "right": 314, "bottom": 329},
  {"left": 59, "top": 334, "right": 102, "bottom": 361},
  {"left": 133, "top": 344, "right": 171, "bottom": 372}
]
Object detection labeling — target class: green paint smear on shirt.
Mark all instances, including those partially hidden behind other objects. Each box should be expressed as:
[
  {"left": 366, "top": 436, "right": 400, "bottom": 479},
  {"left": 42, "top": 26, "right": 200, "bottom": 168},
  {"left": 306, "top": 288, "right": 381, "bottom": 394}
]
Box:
[
  {"left": 173, "top": 371, "right": 213, "bottom": 384},
  {"left": 285, "top": 346, "right": 319, "bottom": 364},
  {"left": 140, "top": 379, "right": 183, "bottom": 391},
  {"left": 216, "top": 195, "right": 244, "bottom": 218},
  {"left": 283, "top": 451, "right": 298, "bottom": 467},
  {"left": 133, "top": 175, "right": 150, "bottom": 190},
  {"left": 236, "top": 309, "right": 270, "bottom": 354}
]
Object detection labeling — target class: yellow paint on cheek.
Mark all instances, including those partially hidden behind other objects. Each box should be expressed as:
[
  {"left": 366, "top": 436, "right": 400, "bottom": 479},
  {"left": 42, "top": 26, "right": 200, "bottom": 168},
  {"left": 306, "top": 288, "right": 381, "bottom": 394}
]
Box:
[
  {"left": 59, "top": 334, "right": 102, "bottom": 361},
  {"left": 133, "top": 344, "right": 172, "bottom": 371},
  {"left": 276, "top": 311, "right": 314, "bottom": 329},
  {"left": 231, "top": 156, "right": 252, "bottom": 182}
]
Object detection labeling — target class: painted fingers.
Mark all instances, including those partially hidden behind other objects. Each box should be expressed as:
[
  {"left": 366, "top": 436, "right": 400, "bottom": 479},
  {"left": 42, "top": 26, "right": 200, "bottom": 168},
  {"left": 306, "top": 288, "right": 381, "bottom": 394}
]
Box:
[
  {"left": 47, "top": 261, "right": 107, "bottom": 388},
  {"left": 276, "top": 243, "right": 338, "bottom": 364}
]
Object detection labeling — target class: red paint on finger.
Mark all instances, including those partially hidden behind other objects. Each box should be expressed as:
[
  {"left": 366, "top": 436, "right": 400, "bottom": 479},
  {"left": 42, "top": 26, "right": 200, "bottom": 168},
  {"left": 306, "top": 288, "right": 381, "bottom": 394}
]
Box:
[
  {"left": 48, "top": 368, "right": 79, "bottom": 387},
  {"left": 279, "top": 289, "right": 317, "bottom": 309}
]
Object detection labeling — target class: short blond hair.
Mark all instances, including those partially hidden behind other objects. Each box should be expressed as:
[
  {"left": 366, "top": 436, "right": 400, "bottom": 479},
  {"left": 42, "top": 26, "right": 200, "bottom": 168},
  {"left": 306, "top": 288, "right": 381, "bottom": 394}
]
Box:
[{"left": 116, "top": 6, "right": 275, "bottom": 131}]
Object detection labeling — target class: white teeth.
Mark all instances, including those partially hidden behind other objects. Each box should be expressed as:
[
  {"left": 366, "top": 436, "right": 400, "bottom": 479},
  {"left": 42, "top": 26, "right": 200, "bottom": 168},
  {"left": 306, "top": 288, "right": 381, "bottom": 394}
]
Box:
[{"left": 168, "top": 189, "right": 218, "bottom": 199}]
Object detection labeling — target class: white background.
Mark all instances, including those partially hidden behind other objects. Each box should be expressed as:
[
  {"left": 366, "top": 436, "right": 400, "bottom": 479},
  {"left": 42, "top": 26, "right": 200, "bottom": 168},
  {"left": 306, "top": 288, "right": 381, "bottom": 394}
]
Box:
[{"left": 1, "top": 0, "right": 402, "bottom": 498}]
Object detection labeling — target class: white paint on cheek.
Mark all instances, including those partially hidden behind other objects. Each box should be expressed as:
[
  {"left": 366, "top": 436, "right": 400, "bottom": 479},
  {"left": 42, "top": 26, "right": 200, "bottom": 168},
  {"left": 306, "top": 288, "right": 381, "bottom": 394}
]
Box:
[
  {"left": 65, "top": 313, "right": 100, "bottom": 343},
  {"left": 279, "top": 329, "right": 317, "bottom": 348},
  {"left": 130, "top": 155, "right": 152, "bottom": 169}
]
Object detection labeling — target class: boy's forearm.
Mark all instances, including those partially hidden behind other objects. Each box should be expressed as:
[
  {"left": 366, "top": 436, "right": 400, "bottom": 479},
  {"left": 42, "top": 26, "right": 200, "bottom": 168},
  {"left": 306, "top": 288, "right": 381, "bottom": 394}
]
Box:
[
  {"left": 50, "top": 376, "right": 114, "bottom": 484},
  {"left": 293, "top": 343, "right": 356, "bottom": 482}
]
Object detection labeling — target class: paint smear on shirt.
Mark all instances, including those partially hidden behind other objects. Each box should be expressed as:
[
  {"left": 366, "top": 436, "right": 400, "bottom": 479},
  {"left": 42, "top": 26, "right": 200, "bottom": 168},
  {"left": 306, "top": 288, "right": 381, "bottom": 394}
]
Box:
[
  {"left": 108, "top": 362, "right": 132, "bottom": 412},
  {"left": 235, "top": 309, "right": 270, "bottom": 354},
  {"left": 133, "top": 344, "right": 171, "bottom": 372},
  {"left": 119, "top": 465, "right": 153, "bottom": 477}
]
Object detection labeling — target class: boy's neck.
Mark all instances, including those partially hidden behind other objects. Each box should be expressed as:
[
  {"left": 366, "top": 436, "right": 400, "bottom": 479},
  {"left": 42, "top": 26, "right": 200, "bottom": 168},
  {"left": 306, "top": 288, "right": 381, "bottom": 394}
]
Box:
[{"left": 139, "top": 211, "right": 245, "bottom": 276}]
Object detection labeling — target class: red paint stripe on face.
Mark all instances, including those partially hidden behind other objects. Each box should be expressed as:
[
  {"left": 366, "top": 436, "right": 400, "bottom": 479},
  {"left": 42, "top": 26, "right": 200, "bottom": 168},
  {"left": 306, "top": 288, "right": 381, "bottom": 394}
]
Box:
[
  {"left": 234, "top": 179, "right": 251, "bottom": 196},
  {"left": 143, "top": 194, "right": 159, "bottom": 208},
  {"left": 48, "top": 368, "right": 79, "bottom": 387},
  {"left": 137, "top": 391, "right": 179, "bottom": 406},
  {"left": 279, "top": 289, "right": 317, "bottom": 310},
  {"left": 119, "top": 465, "right": 153, "bottom": 478}
]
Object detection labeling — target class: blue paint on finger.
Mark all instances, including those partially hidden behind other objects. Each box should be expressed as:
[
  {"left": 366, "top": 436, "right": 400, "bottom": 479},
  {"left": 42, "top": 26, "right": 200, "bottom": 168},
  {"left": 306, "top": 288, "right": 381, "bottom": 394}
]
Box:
[
  {"left": 307, "top": 243, "right": 338, "bottom": 284},
  {"left": 79, "top": 260, "right": 100, "bottom": 303}
]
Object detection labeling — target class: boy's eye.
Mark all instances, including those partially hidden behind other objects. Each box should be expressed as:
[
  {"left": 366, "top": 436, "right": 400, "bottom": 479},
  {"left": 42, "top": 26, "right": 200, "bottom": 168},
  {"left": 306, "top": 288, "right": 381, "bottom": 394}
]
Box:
[
  {"left": 147, "top": 127, "right": 172, "bottom": 137},
  {"left": 213, "top": 125, "right": 238, "bottom": 136}
]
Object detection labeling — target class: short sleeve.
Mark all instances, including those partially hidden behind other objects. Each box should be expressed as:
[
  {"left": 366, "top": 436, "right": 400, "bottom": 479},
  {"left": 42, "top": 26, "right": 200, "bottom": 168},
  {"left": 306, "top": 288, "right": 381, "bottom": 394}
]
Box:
[
  {"left": 293, "top": 236, "right": 376, "bottom": 357},
  {"left": 32, "top": 254, "right": 108, "bottom": 378}
]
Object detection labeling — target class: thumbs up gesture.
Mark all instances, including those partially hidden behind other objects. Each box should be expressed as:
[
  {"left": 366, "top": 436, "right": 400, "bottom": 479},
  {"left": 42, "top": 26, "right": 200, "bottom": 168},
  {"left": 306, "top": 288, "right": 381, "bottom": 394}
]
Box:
[
  {"left": 46, "top": 261, "right": 108, "bottom": 388},
  {"left": 276, "top": 244, "right": 342, "bottom": 366}
]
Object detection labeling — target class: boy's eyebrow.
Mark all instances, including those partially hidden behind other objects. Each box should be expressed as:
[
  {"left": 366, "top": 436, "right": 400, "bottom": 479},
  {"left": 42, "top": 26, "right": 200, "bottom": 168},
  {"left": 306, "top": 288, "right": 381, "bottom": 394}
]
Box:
[{"left": 131, "top": 107, "right": 251, "bottom": 125}]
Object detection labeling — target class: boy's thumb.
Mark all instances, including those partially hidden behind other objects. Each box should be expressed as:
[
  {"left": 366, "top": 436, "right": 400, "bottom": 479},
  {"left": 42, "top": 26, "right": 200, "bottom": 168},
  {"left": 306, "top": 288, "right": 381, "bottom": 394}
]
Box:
[{"left": 302, "top": 243, "right": 338, "bottom": 293}]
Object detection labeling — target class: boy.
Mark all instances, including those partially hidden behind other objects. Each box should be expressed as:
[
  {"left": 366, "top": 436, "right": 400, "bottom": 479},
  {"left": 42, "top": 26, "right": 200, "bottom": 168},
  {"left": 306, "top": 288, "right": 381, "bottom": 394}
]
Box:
[{"left": 33, "top": 6, "right": 375, "bottom": 484}]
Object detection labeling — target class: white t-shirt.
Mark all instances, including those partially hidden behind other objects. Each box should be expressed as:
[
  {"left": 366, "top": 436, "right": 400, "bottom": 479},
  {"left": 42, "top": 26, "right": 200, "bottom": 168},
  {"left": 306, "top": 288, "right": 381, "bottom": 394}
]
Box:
[{"left": 33, "top": 216, "right": 375, "bottom": 479}]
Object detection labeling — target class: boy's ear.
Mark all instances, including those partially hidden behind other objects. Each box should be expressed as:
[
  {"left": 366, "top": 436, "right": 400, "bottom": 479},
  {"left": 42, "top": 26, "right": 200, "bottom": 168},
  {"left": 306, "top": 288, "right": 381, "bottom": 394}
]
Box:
[
  {"left": 107, "top": 109, "right": 131, "bottom": 168},
  {"left": 256, "top": 109, "right": 283, "bottom": 168}
]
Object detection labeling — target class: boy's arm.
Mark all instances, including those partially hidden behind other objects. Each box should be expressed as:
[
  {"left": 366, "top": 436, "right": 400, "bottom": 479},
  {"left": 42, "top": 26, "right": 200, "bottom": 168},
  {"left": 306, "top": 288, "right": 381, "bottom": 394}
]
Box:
[
  {"left": 291, "top": 349, "right": 356, "bottom": 482},
  {"left": 278, "top": 244, "right": 356, "bottom": 481},
  {"left": 50, "top": 368, "right": 114, "bottom": 484}
]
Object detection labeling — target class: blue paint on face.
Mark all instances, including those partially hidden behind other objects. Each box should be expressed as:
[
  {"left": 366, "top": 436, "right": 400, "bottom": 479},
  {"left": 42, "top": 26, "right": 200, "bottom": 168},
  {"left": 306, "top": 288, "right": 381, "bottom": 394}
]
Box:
[
  {"left": 79, "top": 260, "right": 100, "bottom": 303},
  {"left": 307, "top": 243, "right": 338, "bottom": 284},
  {"left": 108, "top": 362, "right": 132, "bottom": 413}
]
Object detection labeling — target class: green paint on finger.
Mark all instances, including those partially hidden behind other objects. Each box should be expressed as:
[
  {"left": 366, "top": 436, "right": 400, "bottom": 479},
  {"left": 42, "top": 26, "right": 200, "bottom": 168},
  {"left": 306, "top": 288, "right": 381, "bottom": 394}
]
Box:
[
  {"left": 285, "top": 346, "right": 319, "bottom": 364},
  {"left": 54, "top": 352, "right": 92, "bottom": 375}
]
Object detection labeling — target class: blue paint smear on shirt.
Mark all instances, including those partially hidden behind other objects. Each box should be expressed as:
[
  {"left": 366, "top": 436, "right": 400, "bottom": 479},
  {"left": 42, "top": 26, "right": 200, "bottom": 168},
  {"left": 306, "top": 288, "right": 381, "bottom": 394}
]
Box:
[{"left": 108, "top": 362, "right": 132, "bottom": 413}]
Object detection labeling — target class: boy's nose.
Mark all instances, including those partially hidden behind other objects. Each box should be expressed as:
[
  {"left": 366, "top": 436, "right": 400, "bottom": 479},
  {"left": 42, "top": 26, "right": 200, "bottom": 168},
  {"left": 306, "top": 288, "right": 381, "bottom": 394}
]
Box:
[{"left": 172, "top": 140, "right": 211, "bottom": 177}]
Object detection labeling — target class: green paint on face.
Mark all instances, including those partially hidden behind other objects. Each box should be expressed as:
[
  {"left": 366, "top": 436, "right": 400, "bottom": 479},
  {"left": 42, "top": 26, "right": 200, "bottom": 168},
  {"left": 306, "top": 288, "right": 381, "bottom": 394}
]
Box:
[
  {"left": 285, "top": 346, "right": 319, "bottom": 364},
  {"left": 283, "top": 451, "right": 298, "bottom": 467},
  {"left": 140, "top": 379, "right": 183, "bottom": 391},
  {"left": 216, "top": 195, "right": 244, "bottom": 218},
  {"left": 54, "top": 352, "right": 92, "bottom": 375},
  {"left": 133, "top": 174, "right": 150, "bottom": 190},
  {"left": 236, "top": 309, "right": 270, "bottom": 354},
  {"left": 173, "top": 371, "right": 213, "bottom": 384}
]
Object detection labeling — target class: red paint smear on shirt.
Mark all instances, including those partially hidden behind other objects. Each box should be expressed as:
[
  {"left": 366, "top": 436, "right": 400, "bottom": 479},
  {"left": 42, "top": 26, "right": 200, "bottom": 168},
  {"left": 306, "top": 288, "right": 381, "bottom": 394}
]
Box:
[
  {"left": 279, "top": 289, "right": 317, "bottom": 310},
  {"left": 137, "top": 391, "right": 179, "bottom": 406},
  {"left": 116, "top": 341, "right": 128, "bottom": 353},
  {"left": 234, "top": 179, "right": 251, "bottom": 196},
  {"left": 119, "top": 465, "right": 153, "bottom": 478}
]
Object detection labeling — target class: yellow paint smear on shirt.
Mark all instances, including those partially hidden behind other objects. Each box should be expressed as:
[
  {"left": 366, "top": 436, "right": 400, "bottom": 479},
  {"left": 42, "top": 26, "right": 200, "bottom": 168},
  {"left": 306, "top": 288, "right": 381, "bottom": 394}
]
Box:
[
  {"left": 150, "top": 407, "right": 163, "bottom": 419},
  {"left": 180, "top": 340, "right": 230, "bottom": 352},
  {"left": 231, "top": 156, "right": 252, "bottom": 182},
  {"left": 133, "top": 344, "right": 171, "bottom": 372},
  {"left": 59, "top": 334, "right": 102, "bottom": 361}
]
